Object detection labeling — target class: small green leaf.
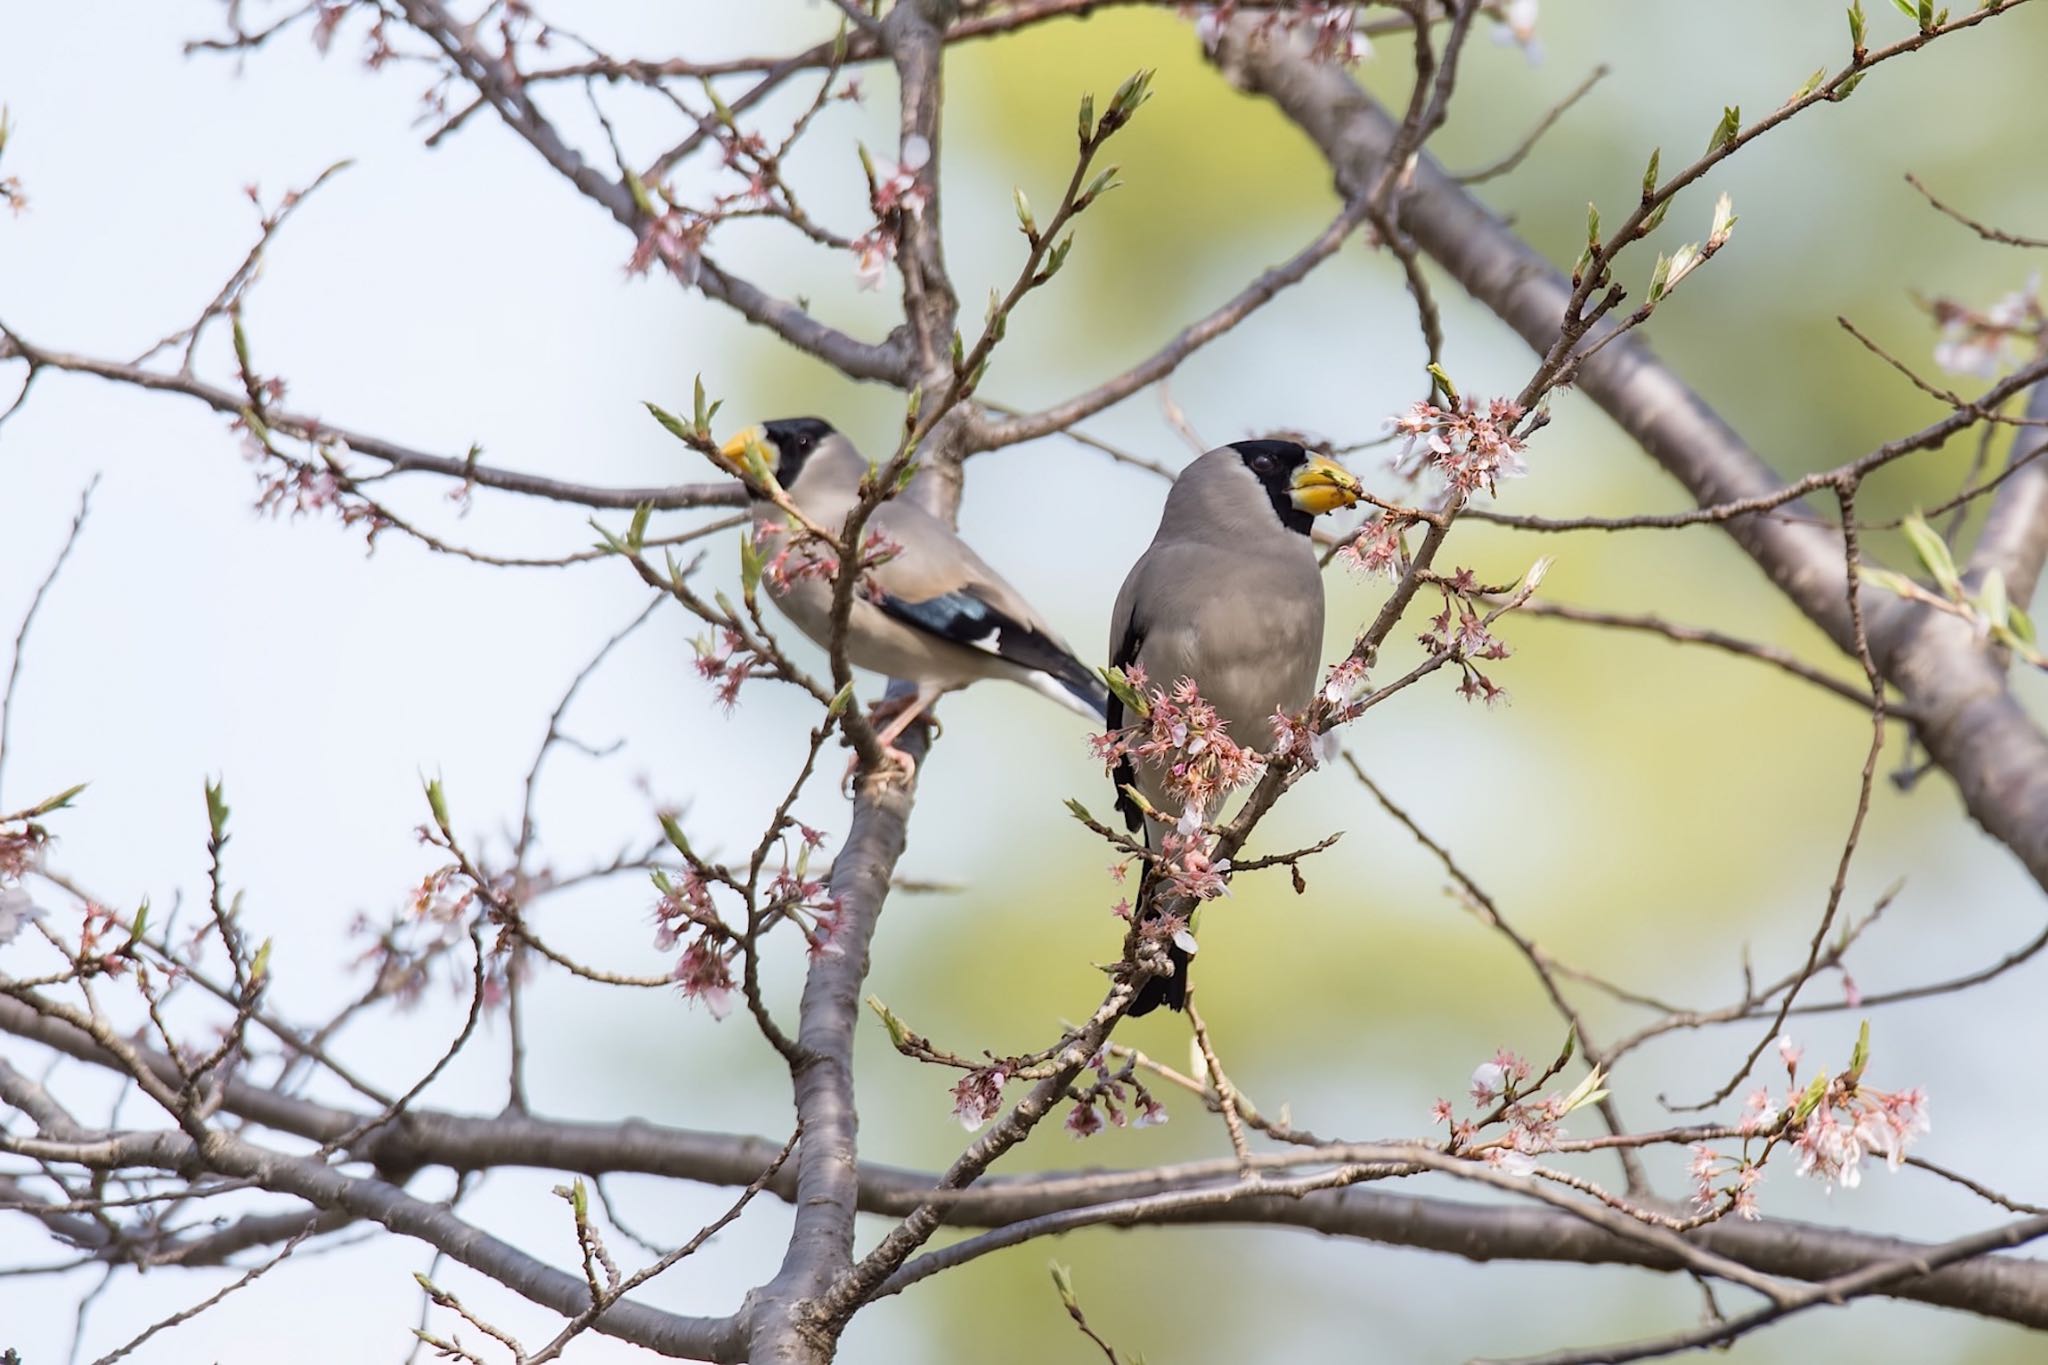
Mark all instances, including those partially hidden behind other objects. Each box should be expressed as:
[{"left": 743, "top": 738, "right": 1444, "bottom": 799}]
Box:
[
  {"left": 659, "top": 812, "right": 693, "bottom": 859},
  {"left": 1707, "top": 105, "right": 1741, "bottom": 154},
  {"left": 571, "top": 1177, "right": 589, "bottom": 1221},
  {"left": 828, "top": 681, "right": 856, "bottom": 716},
  {"left": 2008, "top": 603, "right": 2036, "bottom": 646},
  {"left": 1077, "top": 164, "right": 1122, "bottom": 207},
  {"left": 424, "top": 777, "right": 449, "bottom": 831},
  {"left": 1077, "top": 91, "right": 1096, "bottom": 145},
  {"left": 866, "top": 994, "right": 912, "bottom": 1048},
  {"left": 1049, "top": 1259, "right": 1079, "bottom": 1311},
  {"left": 1646, "top": 252, "right": 1673, "bottom": 305},
  {"left": 1832, "top": 71, "right": 1866, "bottom": 101},
  {"left": 1901, "top": 510, "right": 1963, "bottom": 597},
  {"left": 1846, "top": 1019, "right": 1871, "bottom": 1083},
  {"left": 1426, "top": 362, "right": 1460, "bottom": 407},
  {"left": 21, "top": 782, "right": 88, "bottom": 819},
  {"left": 644, "top": 400, "right": 694, "bottom": 445},
  {"left": 1977, "top": 567, "right": 2010, "bottom": 632},
  {"left": 1586, "top": 201, "right": 1600, "bottom": 246},
  {"left": 205, "top": 779, "right": 231, "bottom": 845},
  {"left": 739, "top": 531, "right": 764, "bottom": 599},
  {"left": 1857, "top": 565, "right": 1920, "bottom": 598},
  {"left": 130, "top": 899, "right": 149, "bottom": 943},
  {"left": 1640, "top": 148, "right": 1660, "bottom": 201},
  {"left": 1099, "top": 665, "right": 1149, "bottom": 718},
  {"left": 250, "top": 937, "right": 273, "bottom": 982},
  {"left": 1849, "top": 0, "right": 1869, "bottom": 48},
  {"left": 692, "top": 375, "right": 715, "bottom": 436},
  {"left": 1640, "top": 198, "right": 1671, "bottom": 233},
  {"left": 627, "top": 502, "right": 653, "bottom": 553},
  {"left": 1793, "top": 1069, "right": 1830, "bottom": 1122},
  {"left": 1792, "top": 67, "right": 1828, "bottom": 104}
]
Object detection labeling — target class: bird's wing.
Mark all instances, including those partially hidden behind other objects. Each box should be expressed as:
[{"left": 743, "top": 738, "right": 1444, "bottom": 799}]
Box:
[
  {"left": 1106, "top": 546, "right": 1158, "bottom": 833},
  {"left": 863, "top": 502, "right": 1106, "bottom": 715}
]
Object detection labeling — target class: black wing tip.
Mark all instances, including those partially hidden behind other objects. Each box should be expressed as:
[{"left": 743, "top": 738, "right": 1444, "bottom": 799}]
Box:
[{"left": 1128, "top": 949, "right": 1189, "bottom": 1015}]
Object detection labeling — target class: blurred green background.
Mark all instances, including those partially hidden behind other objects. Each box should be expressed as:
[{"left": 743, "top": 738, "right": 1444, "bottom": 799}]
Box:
[{"left": 3, "top": 2, "right": 2047, "bottom": 1361}]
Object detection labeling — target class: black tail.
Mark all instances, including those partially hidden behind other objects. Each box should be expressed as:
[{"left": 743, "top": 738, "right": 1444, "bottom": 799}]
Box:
[
  {"left": 1051, "top": 652, "right": 1111, "bottom": 723},
  {"left": 1126, "top": 860, "right": 1189, "bottom": 1016}
]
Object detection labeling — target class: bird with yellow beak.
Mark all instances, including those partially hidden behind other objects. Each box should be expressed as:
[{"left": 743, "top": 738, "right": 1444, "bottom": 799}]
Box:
[
  {"left": 1105, "top": 439, "right": 1364, "bottom": 1014},
  {"left": 723, "top": 417, "right": 1107, "bottom": 769}
]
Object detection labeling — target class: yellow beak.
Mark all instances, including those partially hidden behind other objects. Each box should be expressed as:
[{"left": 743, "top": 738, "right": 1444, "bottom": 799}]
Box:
[
  {"left": 720, "top": 425, "right": 773, "bottom": 469},
  {"left": 1289, "top": 453, "right": 1363, "bottom": 515}
]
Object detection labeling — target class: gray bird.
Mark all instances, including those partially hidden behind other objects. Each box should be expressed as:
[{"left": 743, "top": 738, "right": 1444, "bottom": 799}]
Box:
[
  {"left": 723, "top": 418, "right": 1107, "bottom": 758},
  {"left": 1107, "top": 439, "right": 1363, "bottom": 1014}
]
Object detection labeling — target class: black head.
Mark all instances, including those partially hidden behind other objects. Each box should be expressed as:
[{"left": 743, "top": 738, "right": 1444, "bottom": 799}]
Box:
[
  {"left": 760, "top": 417, "right": 838, "bottom": 485},
  {"left": 1230, "top": 439, "right": 1316, "bottom": 535}
]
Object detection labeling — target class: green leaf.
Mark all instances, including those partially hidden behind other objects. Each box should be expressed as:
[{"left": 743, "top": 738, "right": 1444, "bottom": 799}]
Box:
[
  {"left": 424, "top": 777, "right": 449, "bottom": 831},
  {"left": 644, "top": 400, "right": 693, "bottom": 445},
  {"left": 1049, "top": 1259, "right": 1079, "bottom": 1311},
  {"left": 1646, "top": 252, "right": 1673, "bottom": 305},
  {"left": 1849, "top": 0, "right": 1868, "bottom": 47},
  {"left": 738, "top": 531, "right": 763, "bottom": 599},
  {"left": 1077, "top": 91, "right": 1096, "bottom": 145},
  {"left": 1900, "top": 510, "right": 1963, "bottom": 597},
  {"left": 1791, "top": 66, "right": 1828, "bottom": 103},
  {"left": 692, "top": 375, "right": 716, "bottom": 437},
  {"left": 1792, "top": 1070, "right": 1830, "bottom": 1122},
  {"left": 1077, "top": 164, "right": 1122, "bottom": 208},
  {"left": 1099, "top": 665, "right": 1149, "bottom": 718},
  {"left": 250, "top": 937, "right": 273, "bottom": 982},
  {"left": 1976, "top": 567, "right": 2010, "bottom": 632},
  {"left": 1856, "top": 565, "right": 1921, "bottom": 599},
  {"left": 1640, "top": 198, "right": 1671, "bottom": 233},
  {"left": 1107, "top": 68, "right": 1155, "bottom": 128},
  {"left": 130, "top": 899, "right": 149, "bottom": 943},
  {"left": 2008, "top": 603, "right": 2037, "bottom": 646},
  {"left": 866, "top": 994, "right": 912, "bottom": 1048},
  {"left": 627, "top": 502, "right": 652, "bottom": 554},
  {"left": 827, "top": 681, "right": 856, "bottom": 717},
  {"left": 1426, "top": 362, "right": 1460, "bottom": 407},
  {"left": 659, "top": 812, "right": 693, "bottom": 859},
  {"left": 1586, "top": 201, "right": 1600, "bottom": 246},
  {"left": 205, "top": 779, "right": 231, "bottom": 845},
  {"left": 1640, "top": 148, "right": 1660, "bottom": 202},
  {"left": 1707, "top": 105, "right": 1741, "bottom": 154},
  {"left": 1832, "top": 71, "right": 1866, "bottom": 101},
  {"left": 1890, "top": 0, "right": 1917, "bottom": 18},
  {"left": 20, "top": 782, "right": 88, "bottom": 819},
  {"left": 1846, "top": 1019, "right": 1871, "bottom": 1083}
]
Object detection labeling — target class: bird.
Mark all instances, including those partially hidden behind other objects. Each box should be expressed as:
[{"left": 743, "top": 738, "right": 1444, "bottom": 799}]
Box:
[
  {"left": 1106, "top": 439, "right": 1363, "bottom": 1015},
  {"left": 721, "top": 417, "right": 1108, "bottom": 765}
]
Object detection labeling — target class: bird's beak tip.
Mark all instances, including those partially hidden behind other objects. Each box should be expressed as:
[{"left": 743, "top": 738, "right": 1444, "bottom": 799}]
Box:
[
  {"left": 1291, "top": 453, "right": 1363, "bottom": 514},
  {"left": 720, "top": 425, "right": 768, "bottom": 462}
]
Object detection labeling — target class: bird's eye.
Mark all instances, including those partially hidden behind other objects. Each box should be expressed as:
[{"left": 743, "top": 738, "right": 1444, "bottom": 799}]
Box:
[{"left": 1252, "top": 454, "right": 1274, "bottom": 473}]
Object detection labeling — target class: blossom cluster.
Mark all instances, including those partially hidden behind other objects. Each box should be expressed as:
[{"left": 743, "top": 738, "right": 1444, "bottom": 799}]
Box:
[
  {"left": 1092, "top": 666, "right": 1265, "bottom": 820},
  {"left": 1929, "top": 273, "right": 2044, "bottom": 378},
  {"left": 1419, "top": 577, "right": 1513, "bottom": 705},
  {"left": 1335, "top": 513, "right": 1410, "bottom": 579},
  {"left": 851, "top": 136, "right": 931, "bottom": 291},
  {"left": 1063, "top": 1048, "right": 1169, "bottom": 1139},
  {"left": 652, "top": 826, "right": 843, "bottom": 1019},
  {"left": 694, "top": 627, "right": 775, "bottom": 711},
  {"left": 1434, "top": 1046, "right": 1604, "bottom": 1177},
  {"left": 1734, "top": 1033, "right": 1930, "bottom": 1192},
  {"left": 1393, "top": 396, "right": 1529, "bottom": 500}
]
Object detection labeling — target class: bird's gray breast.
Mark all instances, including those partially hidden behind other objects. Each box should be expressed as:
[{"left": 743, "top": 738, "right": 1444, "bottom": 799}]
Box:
[{"left": 1132, "top": 548, "right": 1325, "bottom": 745}]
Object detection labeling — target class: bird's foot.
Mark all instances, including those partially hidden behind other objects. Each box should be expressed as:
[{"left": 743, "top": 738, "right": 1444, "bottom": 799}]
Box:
[{"left": 840, "top": 741, "right": 919, "bottom": 795}]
